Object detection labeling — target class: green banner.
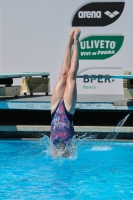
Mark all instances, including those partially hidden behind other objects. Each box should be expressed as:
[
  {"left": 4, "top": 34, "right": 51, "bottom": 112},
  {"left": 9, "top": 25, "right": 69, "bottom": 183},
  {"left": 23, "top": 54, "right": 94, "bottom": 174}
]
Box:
[{"left": 79, "top": 36, "right": 124, "bottom": 60}]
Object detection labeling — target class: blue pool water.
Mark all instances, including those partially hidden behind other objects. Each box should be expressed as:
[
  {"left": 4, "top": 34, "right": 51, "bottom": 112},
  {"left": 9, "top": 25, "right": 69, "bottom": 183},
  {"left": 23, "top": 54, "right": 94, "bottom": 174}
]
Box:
[{"left": 0, "top": 139, "right": 133, "bottom": 200}]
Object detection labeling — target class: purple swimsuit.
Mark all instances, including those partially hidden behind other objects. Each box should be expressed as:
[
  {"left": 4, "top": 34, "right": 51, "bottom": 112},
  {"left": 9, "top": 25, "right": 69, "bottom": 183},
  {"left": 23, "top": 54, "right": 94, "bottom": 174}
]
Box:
[{"left": 50, "top": 99, "right": 74, "bottom": 148}]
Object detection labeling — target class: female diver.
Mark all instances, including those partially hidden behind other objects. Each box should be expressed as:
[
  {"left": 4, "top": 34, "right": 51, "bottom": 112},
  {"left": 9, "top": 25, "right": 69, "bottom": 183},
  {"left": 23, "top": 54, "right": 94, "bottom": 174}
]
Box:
[{"left": 50, "top": 28, "right": 81, "bottom": 157}]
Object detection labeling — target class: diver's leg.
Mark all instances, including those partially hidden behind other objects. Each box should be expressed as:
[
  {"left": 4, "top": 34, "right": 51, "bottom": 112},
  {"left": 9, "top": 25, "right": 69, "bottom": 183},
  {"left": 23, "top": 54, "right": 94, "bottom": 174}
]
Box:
[
  {"left": 51, "top": 29, "right": 75, "bottom": 113},
  {"left": 63, "top": 28, "right": 81, "bottom": 114}
]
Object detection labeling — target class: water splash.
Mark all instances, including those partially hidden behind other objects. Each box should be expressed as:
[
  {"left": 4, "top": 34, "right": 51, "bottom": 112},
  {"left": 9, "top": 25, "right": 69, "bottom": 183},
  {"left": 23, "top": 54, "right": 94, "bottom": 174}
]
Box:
[
  {"left": 90, "top": 145, "right": 112, "bottom": 151},
  {"left": 117, "top": 114, "right": 130, "bottom": 127},
  {"left": 39, "top": 132, "right": 97, "bottom": 159},
  {"left": 39, "top": 135, "right": 78, "bottom": 159},
  {"left": 106, "top": 113, "right": 130, "bottom": 141},
  {"left": 113, "top": 113, "right": 130, "bottom": 139},
  {"left": 90, "top": 113, "right": 130, "bottom": 152},
  {"left": 39, "top": 113, "right": 131, "bottom": 156}
]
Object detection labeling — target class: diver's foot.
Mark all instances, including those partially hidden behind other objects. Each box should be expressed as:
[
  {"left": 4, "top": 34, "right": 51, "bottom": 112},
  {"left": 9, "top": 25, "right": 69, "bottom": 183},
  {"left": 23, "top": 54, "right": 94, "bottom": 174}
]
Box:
[
  {"left": 73, "top": 27, "right": 81, "bottom": 41},
  {"left": 68, "top": 29, "right": 75, "bottom": 44}
]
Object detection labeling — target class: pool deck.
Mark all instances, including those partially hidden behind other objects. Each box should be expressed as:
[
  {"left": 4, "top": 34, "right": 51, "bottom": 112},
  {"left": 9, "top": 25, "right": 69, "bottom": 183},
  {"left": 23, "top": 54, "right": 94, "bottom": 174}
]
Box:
[
  {"left": 0, "top": 94, "right": 133, "bottom": 111},
  {"left": 0, "top": 94, "right": 133, "bottom": 139}
]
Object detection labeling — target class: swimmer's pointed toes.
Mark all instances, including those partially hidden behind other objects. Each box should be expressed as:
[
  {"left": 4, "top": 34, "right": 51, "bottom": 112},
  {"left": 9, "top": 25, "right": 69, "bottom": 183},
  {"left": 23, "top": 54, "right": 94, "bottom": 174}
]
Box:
[
  {"left": 74, "top": 28, "right": 81, "bottom": 41},
  {"left": 69, "top": 29, "right": 75, "bottom": 43}
]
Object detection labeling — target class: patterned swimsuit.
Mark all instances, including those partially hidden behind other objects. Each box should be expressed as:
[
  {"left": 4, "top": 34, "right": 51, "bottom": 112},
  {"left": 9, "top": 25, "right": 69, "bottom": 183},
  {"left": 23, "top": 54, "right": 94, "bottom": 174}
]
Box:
[{"left": 50, "top": 99, "right": 74, "bottom": 148}]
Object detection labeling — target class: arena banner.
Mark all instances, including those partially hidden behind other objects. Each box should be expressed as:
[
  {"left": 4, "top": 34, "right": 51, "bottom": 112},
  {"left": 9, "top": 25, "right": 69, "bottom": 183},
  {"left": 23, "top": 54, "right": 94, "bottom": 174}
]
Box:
[
  {"left": 0, "top": 0, "right": 132, "bottom": 94},
  {"left": 72, "top": 2, "right": 125, "bottom": 27},
  {"left": 79, "top": 36, "right": 124, "bottom": 60}
]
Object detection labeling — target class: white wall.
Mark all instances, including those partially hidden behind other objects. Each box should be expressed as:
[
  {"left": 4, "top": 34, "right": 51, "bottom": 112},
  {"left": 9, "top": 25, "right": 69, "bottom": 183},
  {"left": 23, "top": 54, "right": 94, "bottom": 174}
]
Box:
[{"left": 0, "top": 0, "right": 132, "bottom": 94}]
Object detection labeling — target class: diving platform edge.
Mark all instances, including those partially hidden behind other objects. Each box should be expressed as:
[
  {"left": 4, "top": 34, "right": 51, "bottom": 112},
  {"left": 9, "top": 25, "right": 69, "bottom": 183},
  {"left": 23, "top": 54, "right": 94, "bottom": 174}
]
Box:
[{"left": 0, "top": 94, "right": 132, "bottom": 111}]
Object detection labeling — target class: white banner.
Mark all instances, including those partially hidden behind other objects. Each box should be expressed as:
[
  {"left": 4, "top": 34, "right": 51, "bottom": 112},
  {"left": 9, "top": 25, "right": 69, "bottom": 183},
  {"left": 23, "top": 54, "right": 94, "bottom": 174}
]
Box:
[{"left": 0, "top": 0, "right": 132, "bottom": 94}]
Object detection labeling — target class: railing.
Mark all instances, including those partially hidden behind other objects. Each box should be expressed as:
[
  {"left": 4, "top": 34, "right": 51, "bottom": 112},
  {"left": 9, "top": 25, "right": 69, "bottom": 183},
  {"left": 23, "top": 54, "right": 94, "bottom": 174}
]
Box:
[{"left": 77, "top": 75, "right": 133, "bottom": 79}]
